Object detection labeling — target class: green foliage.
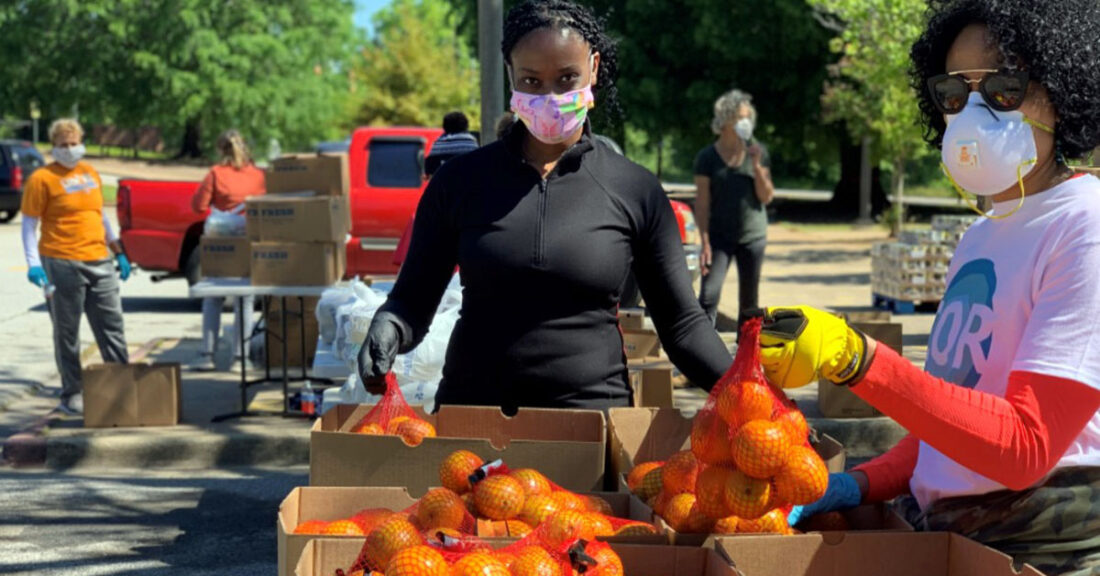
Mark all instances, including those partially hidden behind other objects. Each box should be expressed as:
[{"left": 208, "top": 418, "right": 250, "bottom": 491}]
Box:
[{"left": 352, "top": 0, "right": 480, "bottom": 129}]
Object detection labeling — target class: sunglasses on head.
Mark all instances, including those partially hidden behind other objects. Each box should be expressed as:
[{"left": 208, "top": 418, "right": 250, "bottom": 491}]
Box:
[{"left": 926, "top": 68, "right": 1030, "bottom": 115}]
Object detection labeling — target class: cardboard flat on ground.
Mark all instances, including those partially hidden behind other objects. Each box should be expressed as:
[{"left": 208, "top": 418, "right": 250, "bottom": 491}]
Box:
[
  {"left": 608, "top": 408, "right": 846, "bottom": 491},
  {"left": 311, "top": 405, "right": 606, "bottom": 495},
  {"left": 818, "top": 321, "right": 903, "bottom": 418},
  {"left": 268, "top": 153, "right": 349, "bottom": 197},
  {"left": 716, "top": 531, "right": 1046, "bottom": 576},
  {"left": 245, "top": 195, "right": 350, "bottom": 243},
  {"left": 296, "top": 540, "right": 741, "bottom": 576},
  {"left": 199, "top": 236, "right": 251, "bottom": 278},
  {"left": 82, "top": 363, "right": 182, "bottom": 428},
  {"left": 251, "top": 241, "right": 346, "bottom": 286}
]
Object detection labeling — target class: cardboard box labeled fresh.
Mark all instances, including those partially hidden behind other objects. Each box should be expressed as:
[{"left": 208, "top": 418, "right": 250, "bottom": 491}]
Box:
[
  {"left": 268, "top": 153, "right": 349, "bottom": 196},
  {"left": 716, "top": 532, "right": 1046, "bottom": 576},
  {"left": 817, "top": 321, "right": 903, "bottom": 418},
  {"left": 245, "top": 195, "right": 350, "bottom": 243},
  {"left": 266, "top": 296, "right": 321, "bottom": 368},
  {"left": 311, "top": 405, "right": 607, "bottom": 494},
  {"left": 251, "top": 242, "right": 346, "bottom": 286},
  {"left": 297, "top": 540, "right": 742, "bottom": 576},
  {"left": 82, "top": 363, "right": 182, "bottom": 427},
  {"left": 199, "top": 236, "right": 251, "bottom": 278},
  {"left": 608, "top": 407, "right": 846, "bottom": 493}
]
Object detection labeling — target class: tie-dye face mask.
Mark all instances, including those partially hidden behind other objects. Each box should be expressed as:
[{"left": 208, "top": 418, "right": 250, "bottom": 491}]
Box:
[{"left": 509, "top": 58, "right": 596, "bottom": 145}]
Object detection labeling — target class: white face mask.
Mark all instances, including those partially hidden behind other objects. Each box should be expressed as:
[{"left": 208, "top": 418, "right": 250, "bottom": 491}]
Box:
[
  {"left": 941, "top": 92, "right": 1044, "bottom": 197},
  {"left": 734, "top": 118, "right": 755, "bottom": 142},
  {"left": 52, "top": 144, "right": 86, "bottom": 168}
]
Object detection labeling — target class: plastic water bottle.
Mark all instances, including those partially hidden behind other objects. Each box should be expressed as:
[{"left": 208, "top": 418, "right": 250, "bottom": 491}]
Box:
[{"left": 301, "top": 381, "right": 317, "bottom": 416}]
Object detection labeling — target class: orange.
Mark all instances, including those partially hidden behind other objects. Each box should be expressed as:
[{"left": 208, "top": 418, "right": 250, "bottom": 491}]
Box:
[
  {"left": 293, "top": 519, "right": 328, "bottom": 534},
  {"left": 510, "top": 468, "right": 553, "bottom": 497},
  {"left": 584, "top": 495, "right": 613, "bottom": 515},
  {"left": 638, "top": 467, "right": 664, "bottom": 501},
  {"left": 723, "top": 469, "right": 772, "bottom": 520},
  {"left": 690, "top": 410, "right": 734, "bottom": 466},
  {"left": 588, "top": 544, "right": 624, "bottom": 576},
  {"left": 661, "top": 451, "right": 700, "bottom": 495},
  {"left": 694, "top": 465, "right": 735, "bottom": 520},
  {"left": 612, "top": 521, "right": 658, "bottom": 537},
  {"left": 585, "top": 513, "right": 615, "bottom": 537},
  {"left": 503, "top": 519, "right": 534, "bottom": 537},
  {"left": 385, "top": 416, "right": 412, "bottom": 434},
  {"left": 772, "top": 445, "right": 829, "bottom": 506},
  {"left": 395, "top": 419, "right": 437, "bottom": 446},
  {"left": 473, "top": 474, "right": 526, "bottom": 520},
  {"left": 356, "top": 422, "right": 385, "bottom": 435},
  {"left": 352, "top": 508, "right": 395, "bottom": 534},
  {"left": 451, "top": 552, "right": 511, "bottom": 576},
  {"left": 440, "top": 450, "right": 485, "bottom": 495},
  {"left": 626, "top": 461, "right": 664, "bottom": 494},
  {"left": 685, "top": 503, "right": 717, "bottom": 534},
  {"left": 737, "top": 508, "right": 791, "bottom": 535},
  {"left": 549, "top": 490, "right": 588, "bottom": 512},
  {"left": 322, "top": 519, "right": 365, "bottom": 536},
  {"left": 803, "top": 511, "right": 851, "bottom": 532},
  {"left": 511, "top": 546, "right": 563, "bottom": 576},
  {"left": 519, "top": 494, "right": 561, "bottom": 527},
  {"left": 648, "top": 491, "right": 673, "bottom": 516},
  {"left": 713, "top": 515, "right": 740, "bottom": 534},
  {"left": 494, "top": 551, "right": 519, "bottom": 572},
  {"left": 416, "top": 487, "right": 468, "bottom": 532},
  {"left": 716, "top": 380, "right": 775, "bottom": 428},
  {"left": 542, "top": 510, "right": 597, "bottom": 549},
  {"left": 731, "top": 420, "right": 791, "bottom": 479},
  {"left": 775, "top": 410, "right": 810, "bottom": 447},
  {"left": 364, "top": 516, "right": 422, "bottom": 572},
  {"left": 661, "top": 493, "right": 697, "bottom": 532},
  {"left": 385, "top": 545, "right": 449, "bottom": 576}
]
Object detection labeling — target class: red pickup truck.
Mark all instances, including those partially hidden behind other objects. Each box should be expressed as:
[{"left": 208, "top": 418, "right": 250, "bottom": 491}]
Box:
[{"left": 119, "top": 126, "right": 702, "bottom": 302}]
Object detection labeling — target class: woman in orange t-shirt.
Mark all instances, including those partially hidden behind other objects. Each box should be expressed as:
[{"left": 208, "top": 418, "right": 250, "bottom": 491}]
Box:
[
  {"left": 190, "top": 130, "right": 265, "bottom": 371},
  {"left": 20, "top": 118, "right": 130, "bottom": 415}
]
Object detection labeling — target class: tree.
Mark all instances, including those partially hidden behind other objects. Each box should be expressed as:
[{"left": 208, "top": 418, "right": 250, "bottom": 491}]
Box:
[
  {"left": 807, "top": 0, "right": 930, "bottom": 225},
  {"left": 352, "top": 0, "right": 480, "bottom": 130}
]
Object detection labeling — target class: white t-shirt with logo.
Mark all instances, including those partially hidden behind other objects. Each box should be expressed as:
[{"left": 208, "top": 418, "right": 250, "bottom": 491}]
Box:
[{"left": 910, "top": 174, "right": 1100, "bottom": 510}]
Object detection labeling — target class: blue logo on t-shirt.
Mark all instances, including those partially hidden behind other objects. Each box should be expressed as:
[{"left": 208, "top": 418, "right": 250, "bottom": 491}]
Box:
[{"left": 925, "top": 259, "right": 996, "bottom": 388}]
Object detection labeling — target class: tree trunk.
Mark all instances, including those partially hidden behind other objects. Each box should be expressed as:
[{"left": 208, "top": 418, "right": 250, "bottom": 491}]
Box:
[
  {"left": 176, "top": 117, "right": 203, "bottom": 159},
  {"left": 826, "top": 132, "right": 889, "bottom": 219},
  {"left": 891, "top": 159, "right": 906, "bottom": 237}
]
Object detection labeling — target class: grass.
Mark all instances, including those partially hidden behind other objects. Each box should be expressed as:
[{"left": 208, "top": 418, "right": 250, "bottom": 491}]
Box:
[{"left": 101, "top": 184, "right": 117, "bottom": 205}]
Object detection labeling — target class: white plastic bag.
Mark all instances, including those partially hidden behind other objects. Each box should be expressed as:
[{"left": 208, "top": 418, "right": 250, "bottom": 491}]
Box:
[
  {"left": 316, "top": 284, "right": 358, "bottom": 345},
  {"left": 203, "top": 205, "right": 247, "bottom": 237},
  {"left": 320, "top": 374, "right": 370, "bottom": 415}
]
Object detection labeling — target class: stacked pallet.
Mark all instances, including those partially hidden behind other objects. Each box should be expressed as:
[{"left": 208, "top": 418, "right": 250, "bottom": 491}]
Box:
[{"left": 871, "top": 215, "right": 976, "bottom": 310}]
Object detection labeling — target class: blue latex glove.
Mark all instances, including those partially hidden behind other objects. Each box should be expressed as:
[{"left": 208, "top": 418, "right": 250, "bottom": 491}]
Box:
[
  {"left": 787, "top": 472, "right": 863, "bottom": 527},
  {"left": 117, "top": 254, "right": 131, "bottom": 281},
  {"left": 27, "top": 266, "right": 48, "bottom": 287}
]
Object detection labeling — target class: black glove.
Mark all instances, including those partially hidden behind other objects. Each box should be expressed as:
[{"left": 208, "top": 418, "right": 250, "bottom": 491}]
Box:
[{"left": 357, "top": 312, "right": 407, "bottom": 395}]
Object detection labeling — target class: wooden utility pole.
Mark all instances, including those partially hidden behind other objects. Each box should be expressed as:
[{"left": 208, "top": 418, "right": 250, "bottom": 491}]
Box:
[{"left": 478, "top": 0, "right": 504, "bottom": 144}]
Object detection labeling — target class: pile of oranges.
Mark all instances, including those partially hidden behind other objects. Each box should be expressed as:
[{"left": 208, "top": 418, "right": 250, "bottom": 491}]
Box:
[
  {"left": 628, "top": 379, "right": 828, "bottom": 535},
  {"left": 353, "top": 415, "right": 437, "bottom": 446}
]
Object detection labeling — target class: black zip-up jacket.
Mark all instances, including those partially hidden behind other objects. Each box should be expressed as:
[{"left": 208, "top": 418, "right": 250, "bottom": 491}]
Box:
[{"left": 380, "top": 124, "right": 733, "bottom": 411}]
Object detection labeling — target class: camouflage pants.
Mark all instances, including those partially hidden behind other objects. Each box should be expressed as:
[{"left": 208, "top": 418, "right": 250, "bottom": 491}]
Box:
[{"left": 895, "top": 467, "right": 1100, "bottom": 576}]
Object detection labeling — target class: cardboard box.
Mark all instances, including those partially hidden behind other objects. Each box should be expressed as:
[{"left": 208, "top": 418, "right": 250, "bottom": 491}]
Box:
[
  {"left": 266, "top": 296, "right": 321, "bottom": 368},
  {"left": 311, "top": 405, "right": 607, "bottom": 494},
  {"left": 268, "top": 153, "right": 349, "bottom": 196},
  {"left": 623, "top": 328, "right": 661, "bottom": 359},
  {"left": 297, "top": 540, "right": 742, "bottom": 576},
  {"left": 817, "top": 321, "right": 903, "bottom": 418},
  {"left": 608, "top": 407, "right": 846, "bottom": 493},
  {"left": 245, "top": 195, "right": 350, "bottom": 243},
  {"left": 82, "top": 363, "right": 182, "bottom": 428},
  {"left": 251, "top": 242, "right": 346, "bottom": 286},
  {"left": 618, "top": 308, "right": 647, "bottom": 331},
  {"left": 199, "top": 236, "right": 251, "bottom": 278},
  {"left": 716, "top": 532, "right": 1046, "bottom": 576},
  {"left": 629, "top": 367, "right": 675, "bottom": 408}
]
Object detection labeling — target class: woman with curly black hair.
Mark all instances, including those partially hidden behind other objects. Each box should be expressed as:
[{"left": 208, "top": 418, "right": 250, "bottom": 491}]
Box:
[
  {"left": 756, "top": 1, "right": 1100, "bottom": 573},
  {"left": 355, "top": 0, "right": 731, "bottom": 411}
]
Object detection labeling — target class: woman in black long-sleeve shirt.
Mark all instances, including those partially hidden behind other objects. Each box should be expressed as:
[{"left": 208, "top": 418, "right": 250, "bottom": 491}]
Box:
[{"left": 358, "top": 0, "right": 732, "bottom": 411}]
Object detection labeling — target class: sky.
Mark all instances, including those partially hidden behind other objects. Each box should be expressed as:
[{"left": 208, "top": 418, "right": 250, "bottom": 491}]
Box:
[{"left": 354, "top": 0, "right": 389, "bottom": 32}]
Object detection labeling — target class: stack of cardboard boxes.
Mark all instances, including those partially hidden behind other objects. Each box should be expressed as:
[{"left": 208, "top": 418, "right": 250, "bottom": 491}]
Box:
[
  {"left": 619, "top": 308, "right": 678, "bottom": 409},
  {"left": 870, "top": 215, "right": 976, "bottom": 304}
]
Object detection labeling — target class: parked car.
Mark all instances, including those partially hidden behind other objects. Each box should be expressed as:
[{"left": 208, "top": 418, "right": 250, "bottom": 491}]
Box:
[{"left": 0, "top": 140, "right": 46, "bottom": 223}]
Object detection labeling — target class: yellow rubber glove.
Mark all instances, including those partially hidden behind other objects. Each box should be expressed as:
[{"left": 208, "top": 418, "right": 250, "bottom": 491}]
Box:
[{"left": 759, "top": 306, "right": 870, "bottom": 389}]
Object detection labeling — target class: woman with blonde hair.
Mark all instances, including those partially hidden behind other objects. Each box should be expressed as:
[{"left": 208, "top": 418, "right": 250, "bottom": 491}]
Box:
[
  {"left": 21, "top": 118, "right": 131, "bottom": 415},
  {"left": 190, "top": 130, "right": 265, "bottom": 371}
]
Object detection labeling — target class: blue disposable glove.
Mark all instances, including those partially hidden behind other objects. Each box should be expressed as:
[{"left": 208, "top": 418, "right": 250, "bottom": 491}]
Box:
[
  {"left": 787, "top": 472, "right": 863, "bottom": 527},
  {"left": 28, "top": 266, "right": 48, "bottom": 287},
  {"left": 117, "top": 254, "right": 131, "bottom": 281}
]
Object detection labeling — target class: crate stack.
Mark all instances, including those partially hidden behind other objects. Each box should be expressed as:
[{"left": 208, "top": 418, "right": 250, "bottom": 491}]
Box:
[{"left": 871, "top": 215, "right": 976, "bottom": 312}]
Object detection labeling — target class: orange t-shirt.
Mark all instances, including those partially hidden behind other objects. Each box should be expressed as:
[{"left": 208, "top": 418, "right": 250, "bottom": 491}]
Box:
[
  {"left": 21, "top": 162, "right": 110, "bottom": 262},
  {"left": 191, "top": 164, "right": 266, "bottom": 213}
]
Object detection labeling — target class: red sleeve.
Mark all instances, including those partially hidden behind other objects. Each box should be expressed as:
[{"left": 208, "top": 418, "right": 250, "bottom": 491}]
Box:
[
  {"left": 851, "top": 345, "right": 1100, "bottom": 490},
  {"left": 191, "top": 170, "right": 216, "bottom": 214},
  {"left": 851, "top": 434, "right": 919, "bottom": 502}
]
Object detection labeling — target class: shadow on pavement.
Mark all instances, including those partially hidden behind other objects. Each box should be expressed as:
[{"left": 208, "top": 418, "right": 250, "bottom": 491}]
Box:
[
  {"left": 766, "top": 273, "right": 871, "bottom": 285},
  {"left": 122, "top": 297, "right": 202, "bottom": 314}
]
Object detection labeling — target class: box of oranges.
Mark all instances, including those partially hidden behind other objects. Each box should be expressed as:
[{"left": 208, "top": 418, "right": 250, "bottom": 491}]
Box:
[{"left": 310, "top": 405, "right": 606, "bottom": 494}]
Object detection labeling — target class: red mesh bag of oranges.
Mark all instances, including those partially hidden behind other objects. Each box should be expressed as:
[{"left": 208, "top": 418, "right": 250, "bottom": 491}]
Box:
[
  {"left": 627, "top": 317, "right": 828, "bottom": 535},
  {"left": 349, "top": 373, "right": 437, "bottom": 445},
  {"left": 494, "top": 512, "right": 626, "bottom": 576}
]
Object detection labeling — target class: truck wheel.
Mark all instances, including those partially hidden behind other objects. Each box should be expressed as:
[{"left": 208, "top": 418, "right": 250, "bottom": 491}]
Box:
[
  {"left": 184, "top": 245, "right": 202, "bottom": 286},
  {"left": 620, "top": 272, "right": 642, "bottom": 308},
  {"left": 0, "top": 210, "right": 16, "bottom": 223}
]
